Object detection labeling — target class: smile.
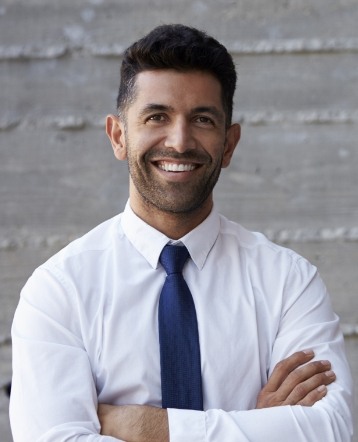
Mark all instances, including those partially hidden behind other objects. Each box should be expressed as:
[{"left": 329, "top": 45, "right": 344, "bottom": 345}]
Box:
[{"left": 157, "top": 162, "right": 197, "bottom": 172}]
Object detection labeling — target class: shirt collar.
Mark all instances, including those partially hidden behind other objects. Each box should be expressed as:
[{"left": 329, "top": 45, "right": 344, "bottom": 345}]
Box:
[{"left": 120, "top": 200, "right": 220, "bottom": 270}]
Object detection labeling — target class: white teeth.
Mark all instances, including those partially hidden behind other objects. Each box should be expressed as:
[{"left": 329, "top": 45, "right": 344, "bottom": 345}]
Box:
[{"left": 158, "top": 163, "right": 196, "bottom": 172}]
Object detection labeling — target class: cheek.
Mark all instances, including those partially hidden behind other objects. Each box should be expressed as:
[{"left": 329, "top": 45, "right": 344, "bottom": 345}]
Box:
[
  {"left": 131, "top": 130, "right": 162, "bottom": 152},
  {"left": 126, "top": 142, "right": 152, "bottom": 173},
  {"left": 206, "top": 140, "right": 227, "bottom": 162}
]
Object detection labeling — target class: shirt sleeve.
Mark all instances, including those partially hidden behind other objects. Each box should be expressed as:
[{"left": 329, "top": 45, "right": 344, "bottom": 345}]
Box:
[
  {"left": 167, "top": 257, "right": 353, "bottom": 442},
  {"left": 9, "top": 267, "right": 121, "bottom": 442}
]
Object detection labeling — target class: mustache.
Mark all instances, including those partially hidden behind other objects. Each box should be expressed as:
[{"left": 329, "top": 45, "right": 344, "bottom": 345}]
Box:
[{"left": 145, "top": 149, "right": 211, "bottom": 164}]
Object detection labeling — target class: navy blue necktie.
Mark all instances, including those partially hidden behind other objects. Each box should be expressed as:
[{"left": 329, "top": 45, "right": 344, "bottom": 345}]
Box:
[{"left": 158, "top": 245, "right": 203, "bottom": 410}]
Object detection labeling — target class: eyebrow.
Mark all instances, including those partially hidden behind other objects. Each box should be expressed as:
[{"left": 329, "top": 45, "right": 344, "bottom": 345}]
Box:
[
  {"left": 139, "top": 104, "right": 174, "bottom": 118},
  {"left": 139, "top": 103, "right": 224, "bottom": 123}
]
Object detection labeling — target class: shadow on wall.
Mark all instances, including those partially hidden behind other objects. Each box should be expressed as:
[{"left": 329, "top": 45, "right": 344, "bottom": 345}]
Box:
[{"left": 4, "top": 382, "right": 11, "bottom": 397}]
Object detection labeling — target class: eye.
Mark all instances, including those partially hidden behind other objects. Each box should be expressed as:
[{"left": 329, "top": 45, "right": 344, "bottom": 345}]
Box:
[
  {"left": 195, "top": 116, "right": 215, "bottom": 126},
  {"left": 146, "top": 114, "right": 167, "bottom": 123}
]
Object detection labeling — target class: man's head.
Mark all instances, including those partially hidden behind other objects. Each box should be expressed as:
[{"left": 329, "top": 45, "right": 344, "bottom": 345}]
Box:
[
  {"left": 107, "top": 25, "right": 241, "bottom": 238},
  {"left": 116, "top": 24, "right": 237, "bottom": 126}
]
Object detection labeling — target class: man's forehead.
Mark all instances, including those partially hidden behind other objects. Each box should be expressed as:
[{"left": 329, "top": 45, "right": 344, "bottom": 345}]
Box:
[
  {"left": 134, "top": 68, "right": 220, "bottom": 84},
  {"left": 130, "top": 69, "right": 224, "bottom": 108}
]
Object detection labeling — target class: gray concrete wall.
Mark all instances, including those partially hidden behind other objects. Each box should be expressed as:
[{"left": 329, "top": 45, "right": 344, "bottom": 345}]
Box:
[{"left": 1, "top": 0, "right": 357, "bottom": 439}]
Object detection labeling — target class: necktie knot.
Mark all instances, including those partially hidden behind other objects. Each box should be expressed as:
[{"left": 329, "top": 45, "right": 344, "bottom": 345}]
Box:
[{"left": 160, "top": 245, "right": 189, "bottom": 275}]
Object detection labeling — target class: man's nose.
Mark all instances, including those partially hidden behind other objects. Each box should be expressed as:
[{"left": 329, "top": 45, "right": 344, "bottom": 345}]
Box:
[{"left": 164, "top": 120, "right": 195, "bottom": 153}]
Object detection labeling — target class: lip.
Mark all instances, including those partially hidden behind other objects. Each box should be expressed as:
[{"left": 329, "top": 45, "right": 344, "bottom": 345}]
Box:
[
  {"left": 156, "top": 161, "right": 198, "bottom": 172},
  {"left": 152, "top": 160, "right": 202, "bottom": 182}
]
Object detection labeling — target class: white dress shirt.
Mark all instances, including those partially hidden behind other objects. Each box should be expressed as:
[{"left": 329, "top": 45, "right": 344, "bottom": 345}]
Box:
[{"left": 10, "top": 201, "right": 353, "bottom": 441}]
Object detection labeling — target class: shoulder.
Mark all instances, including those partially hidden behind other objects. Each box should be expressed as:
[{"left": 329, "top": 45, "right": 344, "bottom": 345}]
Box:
[
  {"left": 40, "top": 213, "right": 124, "bottom": 274},
  {"left": 217, "top": 215, "right": 326, "bottom": 311},
  {"left": 218, "top": 214, "right": 313, "bottom": 272},
  {"left": 18, "top": 214, "right": 126, "bottom": 320}
]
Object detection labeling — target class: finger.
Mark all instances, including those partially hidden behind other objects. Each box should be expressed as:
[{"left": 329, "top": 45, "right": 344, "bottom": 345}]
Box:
[
  {"left": 297, "top": 385, "right": 328, "bottom": 406},
  {"left": 265, "top": 350, "right": 315, "bottom": 391},
  {"left": 284, "top": 369, "right": 336, "bottom": 405},
  {"left": 278, "top": 360, "right": 332, "bottom": 399}
]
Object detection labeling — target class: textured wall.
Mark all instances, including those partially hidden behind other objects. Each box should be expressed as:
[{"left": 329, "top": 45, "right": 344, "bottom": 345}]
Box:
[{"left": 1, "top": 1, "right": 357, "bottom": 439}]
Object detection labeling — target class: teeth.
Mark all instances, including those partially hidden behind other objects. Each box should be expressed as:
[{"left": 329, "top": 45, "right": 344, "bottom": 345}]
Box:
[{"left": 158, "top": 163, "right": 196, "bottom": 172}]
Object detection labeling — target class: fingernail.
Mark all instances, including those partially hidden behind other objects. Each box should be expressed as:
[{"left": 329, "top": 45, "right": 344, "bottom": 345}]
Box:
[
  {"left": 317, "top": 385, "right": 327, "bottom": 393},
  {"left": 325, "top": 370, "right": 335, "bottom": 378},
  {"left": 321, "top": 360, "right": 331, "bottom": 366},
  {"left": 303, "top": 349, "right": 314, "bottom": 356}
]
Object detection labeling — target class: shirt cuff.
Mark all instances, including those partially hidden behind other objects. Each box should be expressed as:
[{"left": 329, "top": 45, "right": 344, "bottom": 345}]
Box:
[{"left": 168, "top": 408, "right": 206, "bottom": 442}]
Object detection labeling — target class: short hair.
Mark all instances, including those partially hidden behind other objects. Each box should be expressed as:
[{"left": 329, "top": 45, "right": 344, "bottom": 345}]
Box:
[{"left": 116, "top": 24, "right": 237, "bottom": 125}]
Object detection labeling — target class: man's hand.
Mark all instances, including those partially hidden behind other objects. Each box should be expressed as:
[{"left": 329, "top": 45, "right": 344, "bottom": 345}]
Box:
[
  {"left": 98, "top": 404, "right": 169, "bottom": 442},
  {"left": 256, "top": 350, "right": 336, "bottom": 408}
]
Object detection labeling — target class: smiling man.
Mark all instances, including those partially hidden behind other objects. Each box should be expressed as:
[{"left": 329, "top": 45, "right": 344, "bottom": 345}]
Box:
[{"left": 10, "top": 25, "right": 353, "bottom": 441}]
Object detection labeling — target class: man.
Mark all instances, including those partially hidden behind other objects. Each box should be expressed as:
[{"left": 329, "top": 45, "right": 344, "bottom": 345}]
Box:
[{"left": 10, "top": 24, "right": 353, "bottom": 441}]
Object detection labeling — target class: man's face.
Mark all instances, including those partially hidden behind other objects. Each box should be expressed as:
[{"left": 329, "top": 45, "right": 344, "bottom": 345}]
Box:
[{"left": 109, "top": 69, "right": 240, "bottom": 217}]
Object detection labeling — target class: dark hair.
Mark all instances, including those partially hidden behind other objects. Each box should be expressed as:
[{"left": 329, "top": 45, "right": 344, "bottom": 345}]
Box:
[{"left": 117, "top": 24, "right": 237, "bottom": 125}]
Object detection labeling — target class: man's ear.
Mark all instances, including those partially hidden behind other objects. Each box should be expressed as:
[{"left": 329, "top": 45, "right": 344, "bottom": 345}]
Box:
[
  {"left": 222, "top": 123, "right": 241, "bottom": 168},
  {"left": 106, "top": 114, "right": 127, "bottom": 160}
]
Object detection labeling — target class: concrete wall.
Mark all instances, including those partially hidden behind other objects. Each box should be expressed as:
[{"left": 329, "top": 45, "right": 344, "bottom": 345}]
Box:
[{"left": 1, "top": 1, "right": 357, "bottom": 439}]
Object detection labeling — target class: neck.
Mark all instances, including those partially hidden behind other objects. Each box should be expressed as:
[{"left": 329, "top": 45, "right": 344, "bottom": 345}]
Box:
[{"left": 129, "top": 197, "right": 213, "bottom": 240}]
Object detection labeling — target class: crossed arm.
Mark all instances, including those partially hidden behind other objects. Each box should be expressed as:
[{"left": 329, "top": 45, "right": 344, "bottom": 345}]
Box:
[
  {"left": 98, "top": 350, "right": 336, "bottom": 441},
  {"left": 10, "top": 262, "right": 352, "bottom": 441}
]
